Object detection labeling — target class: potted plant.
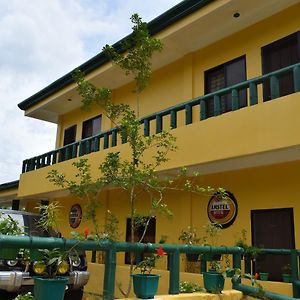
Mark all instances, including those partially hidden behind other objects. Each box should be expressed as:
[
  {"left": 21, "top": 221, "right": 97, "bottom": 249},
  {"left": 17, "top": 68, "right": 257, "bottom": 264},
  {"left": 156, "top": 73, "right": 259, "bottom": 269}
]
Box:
[
  {"left": 202, "top": 222, "right": 222, "bottom": 262},
  {"left": 259, "top": 272, "right": 269, "bottom": 281},
  {"left": 203, "top": 260, "right": 225, "bottom": 293},
  {"left": 131, "top": 245, "right": 166, "bottom": 299},
  {"left": 281, "top": 264, "right": 292, "bottom": 283},
  {"left": 201, "top": 222, "right": 225, "bottom": 293},
  {"left": 33, "top": 247, "right": 70, "bottom": 300},
  {"left": 178, "top": 226, "right": 201, "bottom": 262}
]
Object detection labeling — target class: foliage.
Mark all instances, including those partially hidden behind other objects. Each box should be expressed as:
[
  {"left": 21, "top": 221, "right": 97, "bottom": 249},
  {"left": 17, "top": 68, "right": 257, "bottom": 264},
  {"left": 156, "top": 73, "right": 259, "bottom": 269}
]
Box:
[
  {"left": 281, "top": 263, "right": 291, "bottom": 274},
  {"left": 234, "top": 229, "right": 262, "bottom": 259},
  {"left": 232, "top": 269, "right": 266, "bottom": 299},
  {"left": 71, "top": 210, "right": 119, "bottom": 241},
  {"left": 134, "top": 246, "right": 166, "bottom": 274},
  {"left": 202, "top": 221, "right": 222, "bottom": 246},
  {"left": 36, "top": 201, "right": 62, "bottom": 235},
  {"left": 0, "top": 213, "right": 24, "bottom": 235},
  {"left": 103, "top": 13, "right": 163, "bottom": 114},
  {"left": 178, "top": 226, "right": 201, "bottom": 245},
  {"left": 37, "top": 248, "right": 69, "bottom": 279},
  {"left": 179, "top": 281, "right": 205, "bottom": 293},
  {"left": 48, "top": 13, "right": 226, "bottom": 297},
  {"left": 14, "top": 292, "right": 34, "bottom": 300}
]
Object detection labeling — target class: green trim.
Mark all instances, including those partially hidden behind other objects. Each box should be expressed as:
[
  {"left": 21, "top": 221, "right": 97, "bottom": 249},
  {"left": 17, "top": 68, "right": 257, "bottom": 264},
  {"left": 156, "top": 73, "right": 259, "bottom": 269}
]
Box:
[
  {"left": 18, "top": 0, "right": 215, "bottom": 111},
  {"left": 0, "top": 180, "right": 19, "bottom": 191}
]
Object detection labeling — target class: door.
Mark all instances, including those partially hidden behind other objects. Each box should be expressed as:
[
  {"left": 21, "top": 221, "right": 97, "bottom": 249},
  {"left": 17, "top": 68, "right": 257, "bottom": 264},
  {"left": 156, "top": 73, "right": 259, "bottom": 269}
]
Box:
[{"left": 251, "top": 208, "right": 295, "bottom": 281}]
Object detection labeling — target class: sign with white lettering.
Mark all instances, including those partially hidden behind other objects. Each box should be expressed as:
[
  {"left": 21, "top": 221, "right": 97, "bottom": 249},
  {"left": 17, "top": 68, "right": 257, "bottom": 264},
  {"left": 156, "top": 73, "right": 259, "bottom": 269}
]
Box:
[{"left": 207, "top": 192, "right": 237, "bottom": 228}]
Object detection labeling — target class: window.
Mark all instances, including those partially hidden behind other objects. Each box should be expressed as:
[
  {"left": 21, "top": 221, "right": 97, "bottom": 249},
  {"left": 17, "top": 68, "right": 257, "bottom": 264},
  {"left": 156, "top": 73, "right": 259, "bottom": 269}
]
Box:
[
  {"left": 205, "top": 56, "right": 247, "bottom": 117},
  {"left": 262, "top": 32, "right": 300, "bottom": 101},
  {"left": 82, "top": 115, "right": 102, "bottom": 139},
  {"left": 63, "top": 125, "right": 76, "bottom": 146},
  {"left": 125, "top": 217, "right": 156, "bottom": 264}
]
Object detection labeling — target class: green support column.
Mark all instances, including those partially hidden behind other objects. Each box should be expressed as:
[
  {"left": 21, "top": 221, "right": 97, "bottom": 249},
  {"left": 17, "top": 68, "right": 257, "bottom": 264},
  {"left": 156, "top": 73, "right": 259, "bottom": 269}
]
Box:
[
  {"left": 200, "top": 100, "right": 207, "bottom": 120},
  {"left": 156, "top": 114, "right": 163, "bottom": 133},
  {"left": 185, "top": 104, "right": 192, "bottom": 125},
  {"left": 144, "top": 119, "right": 150, "bottom": 136},
  {"left": 104, "top": 134, "right": 109, "bottom": 149},
  {"left": 291, "top": 249, "right": 299, "bottom": 298},
  {"left": 270, "top": 75, "right": 280, "bottom": 99},
  {"left": 293, "top": 66, "right": 300, "bottom": 92},
  {"left": 231, "top": 88, "right": 239, "bottom": 110},
  {"left": 103, "top": 248, "right": 117, "bottom": 300},
  {"left": 200, "top": 257, "right": 206, "bottom": 274},
  {"left": 249, "top": 82, "right": 258, "bottom": 105},
  {"left": 111, "top": 130, "right": 117, "bottom": 147},
  {"left": 214, "top": 95, "right": 221, "bottom": 116},
  {"left": 244, "top": 255, "right": 251, "bottom": 274},
  {"left": 170, "top": 110, "right": 177, "bottom": 129},
  {"left": 168, "top": 250, "right": 180, "bottom": 294}
]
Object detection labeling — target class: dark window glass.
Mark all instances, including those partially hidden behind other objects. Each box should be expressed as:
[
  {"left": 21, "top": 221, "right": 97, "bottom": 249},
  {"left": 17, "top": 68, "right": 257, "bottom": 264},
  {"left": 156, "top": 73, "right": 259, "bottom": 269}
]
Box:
[
  {"left": 125, "top": 217, "right": 156, "bottom": 264},
  {"left": 63, "top": 125, "right": 77, "bottom": 146},
  {"left": 262, "top": 32, "right": 300, "bottom": 101},
  {"left": 82, "top": 115, "right": 101, "bottom": 139},
  {"left": 205, "top": 56, "right": 247, "bottom": 117}
]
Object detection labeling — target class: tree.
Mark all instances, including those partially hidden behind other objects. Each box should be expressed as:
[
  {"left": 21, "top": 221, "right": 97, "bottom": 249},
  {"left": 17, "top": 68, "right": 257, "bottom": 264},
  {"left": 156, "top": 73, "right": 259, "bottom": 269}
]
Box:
[{"left": 47, "top": 14, "right": 225, "bottom": 297}]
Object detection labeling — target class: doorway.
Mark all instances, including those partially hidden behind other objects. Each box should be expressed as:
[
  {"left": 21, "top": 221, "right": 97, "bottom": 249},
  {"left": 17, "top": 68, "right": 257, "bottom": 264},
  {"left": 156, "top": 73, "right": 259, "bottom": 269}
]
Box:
[{"left": 251, "top": 208, "right": 295, "bottom": 281}]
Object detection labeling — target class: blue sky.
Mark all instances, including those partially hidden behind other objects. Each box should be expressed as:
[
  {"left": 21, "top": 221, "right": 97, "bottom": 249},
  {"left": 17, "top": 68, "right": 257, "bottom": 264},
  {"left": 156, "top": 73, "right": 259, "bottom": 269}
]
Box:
[{"left": 0, "top": 0, "right": 181, "bottom": 184}]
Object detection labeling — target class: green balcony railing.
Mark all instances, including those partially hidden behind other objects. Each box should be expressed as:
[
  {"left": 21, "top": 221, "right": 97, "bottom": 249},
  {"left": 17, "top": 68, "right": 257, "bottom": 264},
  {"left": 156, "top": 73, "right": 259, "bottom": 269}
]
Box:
[
  {"left": 0, "top": 235, "right": 299, "bottom": 300},
  {"left": 22, "top": 62, "right": 300, "bottom": 173}
]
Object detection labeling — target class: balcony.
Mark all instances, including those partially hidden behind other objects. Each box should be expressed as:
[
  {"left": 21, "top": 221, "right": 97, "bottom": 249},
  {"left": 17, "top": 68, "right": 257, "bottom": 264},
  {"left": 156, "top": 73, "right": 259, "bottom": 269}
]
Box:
[{"left": 22, "top": 62, "right": 300, "bottom": 176}]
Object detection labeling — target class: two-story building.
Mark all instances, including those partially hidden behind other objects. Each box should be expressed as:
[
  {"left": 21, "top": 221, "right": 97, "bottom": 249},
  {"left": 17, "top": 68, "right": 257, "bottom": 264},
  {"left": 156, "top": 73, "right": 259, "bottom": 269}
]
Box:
[{"left": 1, "top": 0, "right": 300, "bottom": 287}]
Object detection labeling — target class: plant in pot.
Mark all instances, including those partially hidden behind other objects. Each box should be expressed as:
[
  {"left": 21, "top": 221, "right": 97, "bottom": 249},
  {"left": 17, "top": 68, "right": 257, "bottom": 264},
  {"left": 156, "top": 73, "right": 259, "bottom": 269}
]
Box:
[
  {"left": 281, "top": 264, "right": 292, "bottom": 283},
  {"left": 178, "top": 226, "right": 201, "bottom": 262},
  {"left": 201, "top": 222, "right": 224, "bottom": 294},
  {"left": 201, "top": 221, "right": 222, "bottom": 262},
  {"left": 203, "top": 260, "right": 225, "bottom": 294},
  {"left": 131, "top": 246, "right": 166, "bottom": 299},
  {"left": 33, "top": 247, "right": 71, "bottom": 300}
]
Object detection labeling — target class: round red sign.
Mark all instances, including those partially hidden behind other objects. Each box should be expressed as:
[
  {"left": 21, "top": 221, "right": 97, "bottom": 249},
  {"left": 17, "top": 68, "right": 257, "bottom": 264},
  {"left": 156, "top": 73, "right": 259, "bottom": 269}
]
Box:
[{"left": 207, "top": 192, "right": 237, "bottom": 228}]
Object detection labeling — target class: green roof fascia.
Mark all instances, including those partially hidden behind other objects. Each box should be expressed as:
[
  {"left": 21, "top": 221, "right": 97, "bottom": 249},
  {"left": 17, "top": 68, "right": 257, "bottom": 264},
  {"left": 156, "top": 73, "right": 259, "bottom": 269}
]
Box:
[
  {"left": 0, "top": 180, "right": 19, "bottom": 191},
  {"left": 18, "top": 0, "right": 215, "bottom": 111}
]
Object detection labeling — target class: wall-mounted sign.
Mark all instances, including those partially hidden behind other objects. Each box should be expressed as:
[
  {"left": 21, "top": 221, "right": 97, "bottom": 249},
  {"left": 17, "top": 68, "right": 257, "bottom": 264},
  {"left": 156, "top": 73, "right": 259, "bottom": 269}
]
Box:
[
  {"left": 207, "top": 192, "right": 238, "bottom": 228},
  {"left": 69, "top": 204, "right": 82, "bottom": 228}
]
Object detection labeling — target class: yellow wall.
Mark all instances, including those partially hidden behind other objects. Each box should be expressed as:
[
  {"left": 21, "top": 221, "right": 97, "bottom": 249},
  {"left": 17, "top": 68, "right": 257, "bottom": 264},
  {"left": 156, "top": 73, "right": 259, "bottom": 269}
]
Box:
[
  {"left": 23, "top": 160, "right": 300, "bottom": 259},
  {"left": 53, "top": 3, "right": 300, "bottom": 148},
  {"left": 18, "top": 91, "right": 300, "bottom": 198}
]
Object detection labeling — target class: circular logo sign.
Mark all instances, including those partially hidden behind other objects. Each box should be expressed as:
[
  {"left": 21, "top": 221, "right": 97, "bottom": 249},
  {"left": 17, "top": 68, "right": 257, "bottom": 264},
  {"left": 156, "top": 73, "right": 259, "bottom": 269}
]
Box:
[
  {"left": 69, "top": 204, "right": 82, "bottom": 228},
  {"left": 207, "top": 192, "right": 237, "bottom": 228}
]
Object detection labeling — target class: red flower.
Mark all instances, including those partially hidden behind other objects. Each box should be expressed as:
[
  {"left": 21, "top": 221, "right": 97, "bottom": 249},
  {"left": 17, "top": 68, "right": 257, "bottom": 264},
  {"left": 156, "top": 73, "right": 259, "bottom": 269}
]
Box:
[
  {"left": 83, "top": 227, "right": 89, "bottom": 238},
  {"left": 156, "top": 246, "right": 166, "bottom": 257}
]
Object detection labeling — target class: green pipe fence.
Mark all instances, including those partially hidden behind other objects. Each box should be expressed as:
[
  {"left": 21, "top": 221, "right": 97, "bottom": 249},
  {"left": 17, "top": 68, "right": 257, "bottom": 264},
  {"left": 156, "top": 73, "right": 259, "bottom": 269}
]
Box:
[
  {"left": 0, "top": 235, "right": 242, "bottom": 299},
  {"left": 22, "top": 62, "right": 300, "bottom": 173},
  {"left": 1, "top": 235, "right": 299, "bottom": 299}
]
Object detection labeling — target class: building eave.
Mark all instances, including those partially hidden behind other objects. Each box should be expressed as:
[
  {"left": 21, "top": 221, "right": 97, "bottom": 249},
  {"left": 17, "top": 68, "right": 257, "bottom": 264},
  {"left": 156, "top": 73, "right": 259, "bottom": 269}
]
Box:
[{"left": 17, "top": 0, "right": 214, "bottom": 111}]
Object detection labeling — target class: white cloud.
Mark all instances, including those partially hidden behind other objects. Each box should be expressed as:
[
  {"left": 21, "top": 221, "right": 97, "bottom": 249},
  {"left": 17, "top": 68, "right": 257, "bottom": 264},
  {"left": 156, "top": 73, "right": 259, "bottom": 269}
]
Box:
[{"left": 0, "top": 0, "right": 181, "bottom": 184}]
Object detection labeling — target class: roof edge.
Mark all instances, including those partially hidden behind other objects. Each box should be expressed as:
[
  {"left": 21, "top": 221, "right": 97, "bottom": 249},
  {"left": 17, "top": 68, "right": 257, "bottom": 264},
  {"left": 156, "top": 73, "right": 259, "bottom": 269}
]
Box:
[
  {"left": 0, "top": 180, "right": 19, "bottom": 191},
  {"left": 18, "top": 0, "right": 215, "bottom": 111}
]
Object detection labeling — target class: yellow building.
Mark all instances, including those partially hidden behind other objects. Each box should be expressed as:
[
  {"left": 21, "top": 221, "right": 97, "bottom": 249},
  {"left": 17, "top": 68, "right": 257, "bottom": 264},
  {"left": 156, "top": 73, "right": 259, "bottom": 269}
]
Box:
[{"left": 1, "top": 0, "right": 300, "bottom": 288}]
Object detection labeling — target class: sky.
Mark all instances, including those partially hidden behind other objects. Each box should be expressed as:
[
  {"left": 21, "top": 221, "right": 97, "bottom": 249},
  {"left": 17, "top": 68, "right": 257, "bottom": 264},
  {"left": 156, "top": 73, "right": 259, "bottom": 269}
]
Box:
[{"left": 0, "top": 0, "right": 182, "bottom": 184}]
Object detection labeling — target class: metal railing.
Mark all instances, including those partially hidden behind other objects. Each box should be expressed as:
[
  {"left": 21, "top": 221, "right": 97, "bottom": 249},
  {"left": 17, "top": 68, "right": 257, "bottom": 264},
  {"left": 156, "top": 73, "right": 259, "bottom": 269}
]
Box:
[
  {"left": 22, "top": 62, "right": 300, "bottom": 173},
  {"left": 0, "top": 235, "right": 299, "bottom": 299}
]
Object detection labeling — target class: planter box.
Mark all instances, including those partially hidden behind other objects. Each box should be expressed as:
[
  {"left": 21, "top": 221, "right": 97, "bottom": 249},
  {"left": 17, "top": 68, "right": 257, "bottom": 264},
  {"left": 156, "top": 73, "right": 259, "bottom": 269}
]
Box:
[
  {"left": 131, "top": 274, "right": 160, "bottom": 299},
  {"left": 203, "top": 270, "right": 225, "bottom": 294},
  {"left": 34, "top": 277, "right": 68, "bottom": 300}
]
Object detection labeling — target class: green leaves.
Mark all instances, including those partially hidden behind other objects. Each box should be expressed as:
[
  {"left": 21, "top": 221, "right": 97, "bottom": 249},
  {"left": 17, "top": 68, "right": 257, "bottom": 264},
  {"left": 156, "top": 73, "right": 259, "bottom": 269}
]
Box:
[{"left": 103, "top": 13, "right": 163, "bottom": 95}]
